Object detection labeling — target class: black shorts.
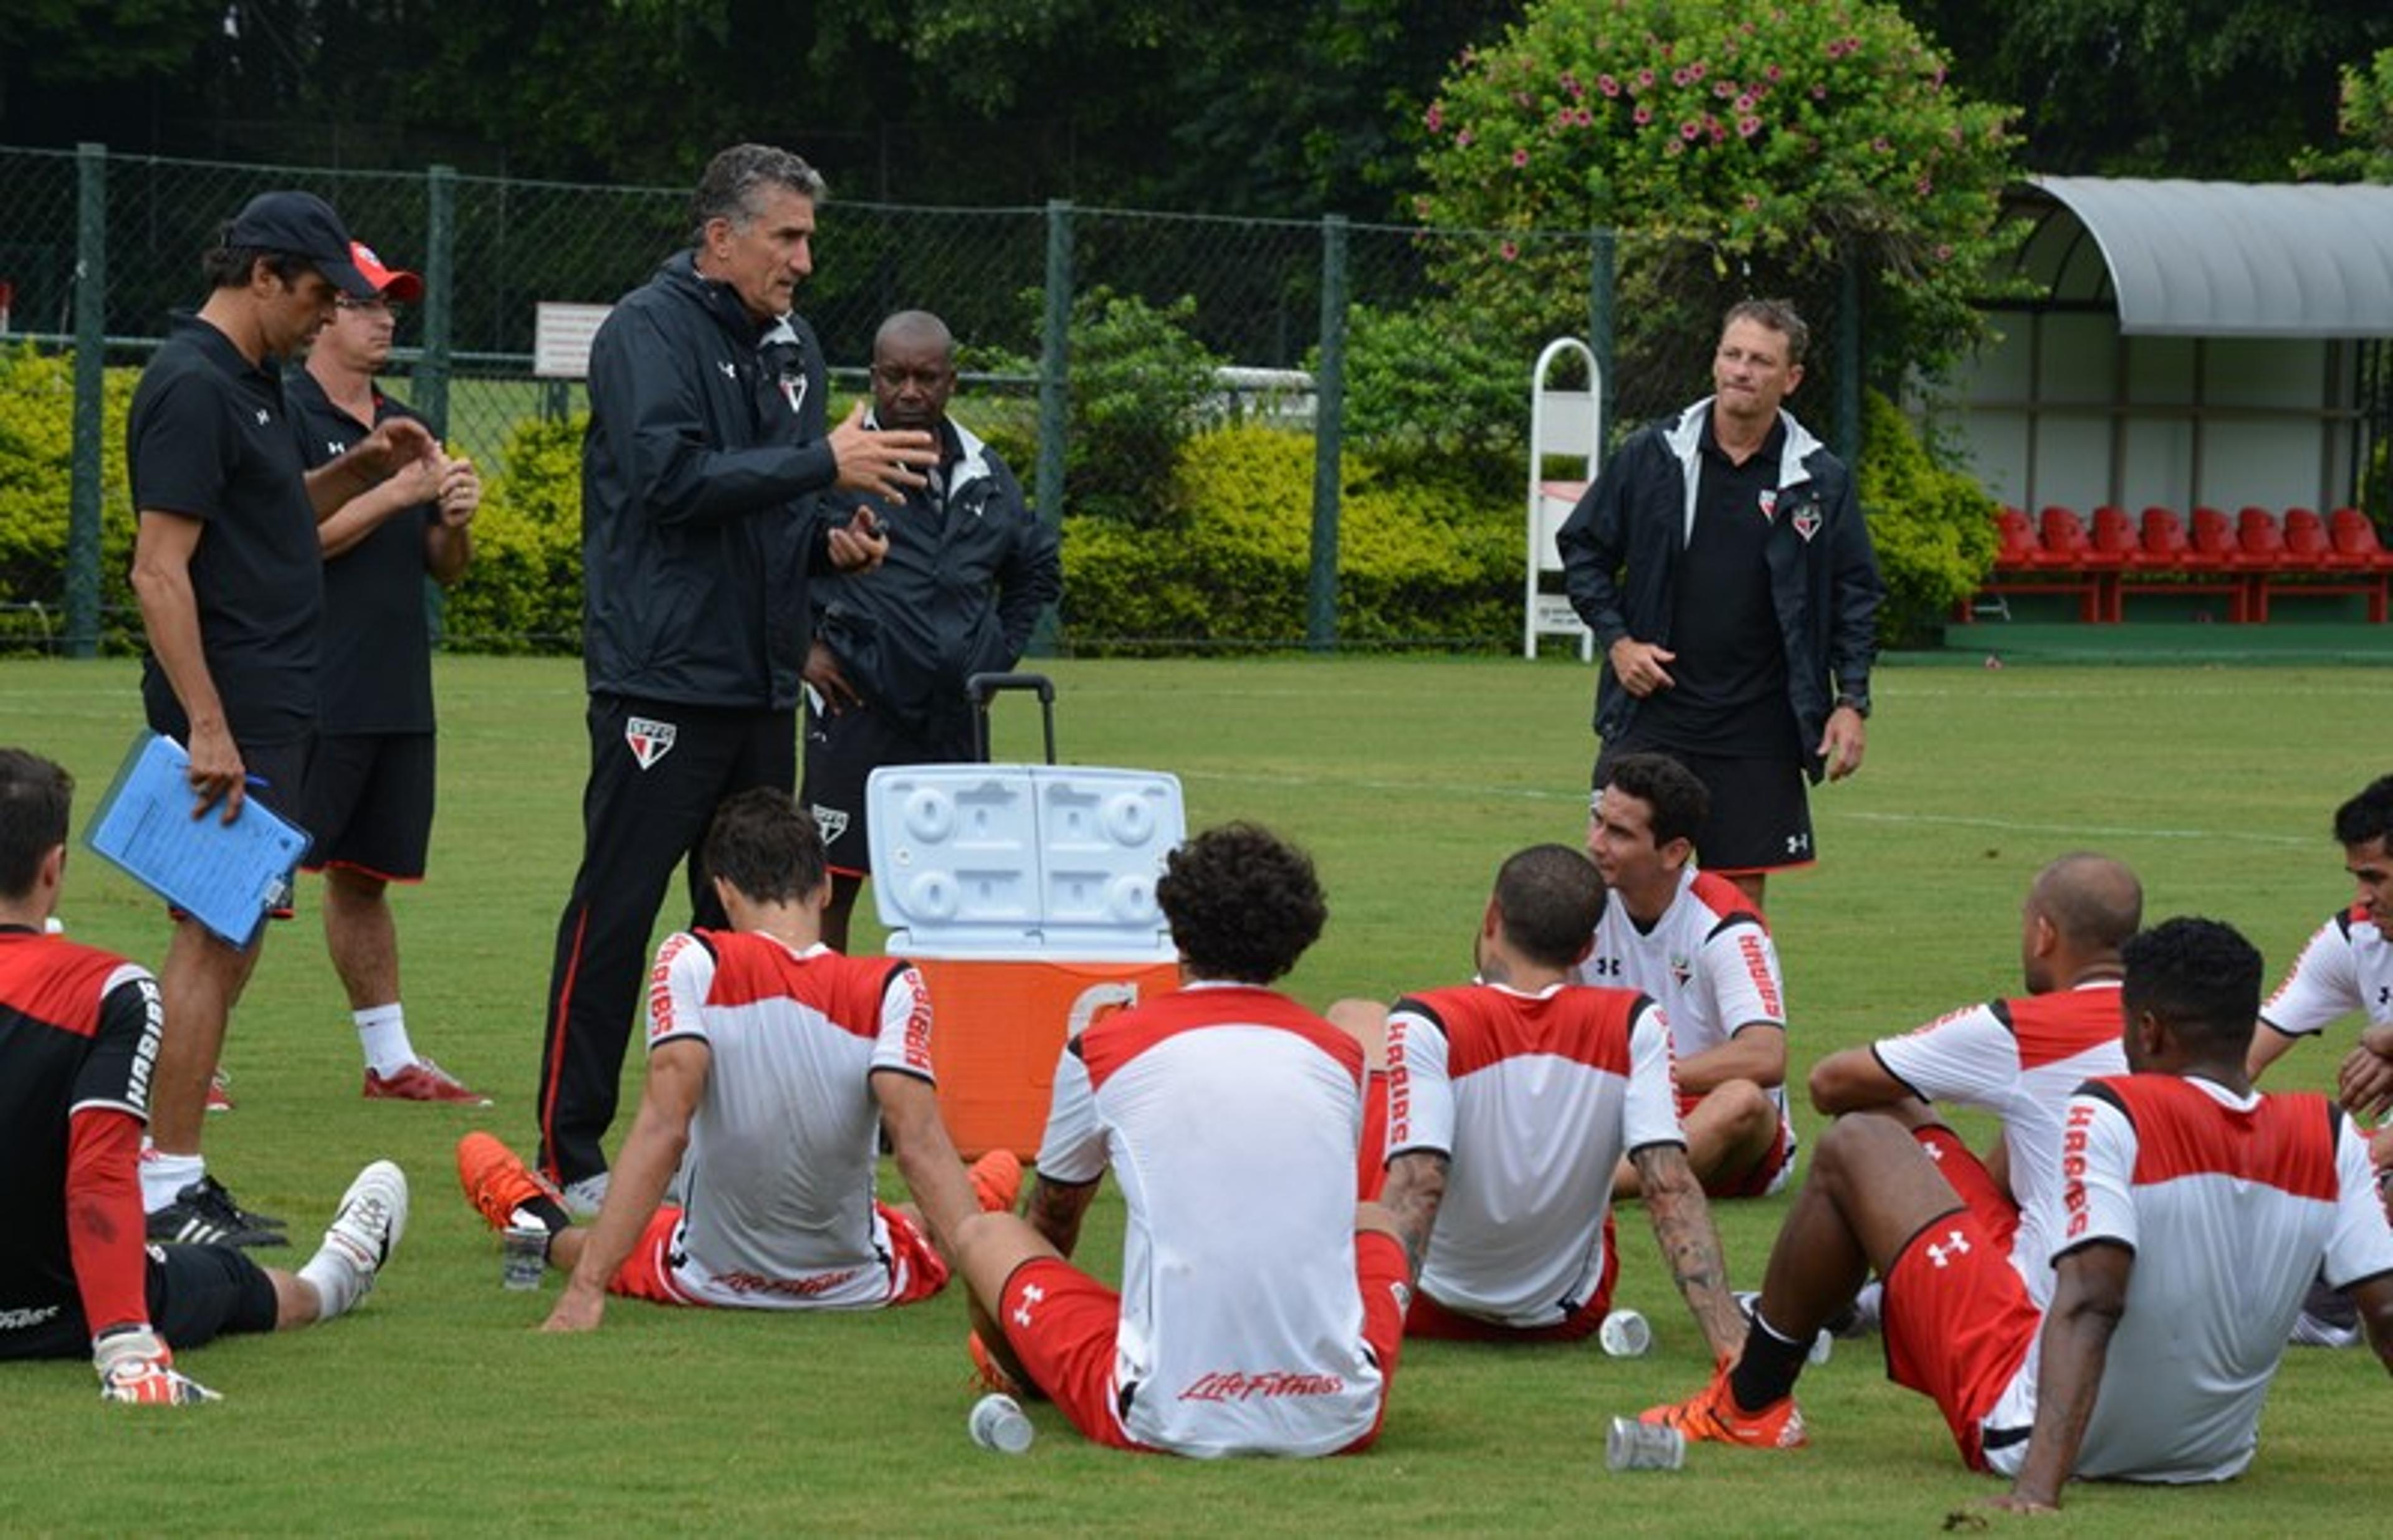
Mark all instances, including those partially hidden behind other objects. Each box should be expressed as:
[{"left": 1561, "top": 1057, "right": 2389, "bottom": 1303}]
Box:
[
  {"left": 0, "top": 1244, "right": 279, "bottom": 1361},
  {"left": 1593, "top": 744, "right": 1815, "bottom": 875},
  {"left": 300, "top": 732, "right": 436, "bottom": 882},
  {"left": 800, "top": 702, "right": 970, "bottom": 878},
  {"left": 160, "top": 735, "right": 312, "bottom": 923}
]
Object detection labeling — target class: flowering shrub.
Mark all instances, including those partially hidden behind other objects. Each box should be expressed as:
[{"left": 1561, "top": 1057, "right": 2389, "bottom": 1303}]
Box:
[
  {"left": 2297, "top": 46, "right": 2393, "bottom": 182},
  {"left": 1416, "top": 0, "right": 2020, "bottom": 419}
]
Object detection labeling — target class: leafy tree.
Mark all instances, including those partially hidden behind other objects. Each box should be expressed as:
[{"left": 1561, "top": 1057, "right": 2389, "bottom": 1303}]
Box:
[
  {"left": 1416, "top": 0, "right": 2022, "bottom": 424},
  {"left": 1906, "top": 0, "right": 2392, "bottom": 179},
  {"left": 2297, "top": 46, "right": 2393, "bottom": 181}
]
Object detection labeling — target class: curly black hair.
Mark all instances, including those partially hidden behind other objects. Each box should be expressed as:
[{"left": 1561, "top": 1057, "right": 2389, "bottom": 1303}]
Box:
[
  {"left": 1155, "top": 822, "right": 1326, "bottom": 984},
  {"left": 2119, "top": 916, "right": 2263, "bottom": 1058}
]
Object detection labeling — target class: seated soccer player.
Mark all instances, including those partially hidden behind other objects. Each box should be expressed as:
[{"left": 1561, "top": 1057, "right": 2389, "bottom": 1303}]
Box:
[
  {"left": 455, "top": 788, "right": 1016, "bottom": 1330},
  {"left": 1807, "top": 853, "right": 2140, "bottom": 1308},
  {"left": 1334, "top": 844, "right": 1745, "bottom": 1354},
  {"left": 0, "top": 748, "right": 408, "bottom": 1404},
  {"left": 1643, "top": 917, "right": 2393, "bottom": 1514},
  {"left": 2248, "top": 771, "right": 2393, "bottom": 1214},
  {"left": 929, "top": 822, "right": 1412, "bottom": 1458},
  {"left": 1580, "top": 751, "right": 1795, "bottom": 1197}
]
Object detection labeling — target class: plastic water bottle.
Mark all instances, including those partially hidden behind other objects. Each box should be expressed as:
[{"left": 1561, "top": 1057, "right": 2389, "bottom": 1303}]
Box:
[
  {"left": 1606, "top": 1415, "right": 1686, "bottom": 1471},
  {"left": 969, "top": 1392, "right": 1034, "bottom": 1454},
  {"left": 1598, "top": 1308, "right": 1651, "bottom": 1357}
]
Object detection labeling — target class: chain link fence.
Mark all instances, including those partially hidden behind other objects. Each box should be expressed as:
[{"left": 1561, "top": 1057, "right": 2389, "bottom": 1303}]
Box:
[{"left": 1, "top": 143, "right": 1664, "bottom": 655}]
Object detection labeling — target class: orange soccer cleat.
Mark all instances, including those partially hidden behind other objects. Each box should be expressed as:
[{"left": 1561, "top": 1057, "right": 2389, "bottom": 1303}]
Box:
[
  {"left": 1641, "top": 1371, "right": 1808, "bottom": 1450},
  {"left": 455, "top": 1133, "right": 561, "bottom": 1232}
]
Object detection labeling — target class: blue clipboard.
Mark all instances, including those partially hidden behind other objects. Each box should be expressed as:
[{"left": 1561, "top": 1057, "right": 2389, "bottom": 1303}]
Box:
[{"left": 84, "top": 733, "right": 313, "bottom": 949}]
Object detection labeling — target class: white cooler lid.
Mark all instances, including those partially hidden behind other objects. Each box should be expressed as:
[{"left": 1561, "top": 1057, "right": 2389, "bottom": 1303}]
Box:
[{"left": 866, "top": 764, "right": 1183, "bottom": 959}]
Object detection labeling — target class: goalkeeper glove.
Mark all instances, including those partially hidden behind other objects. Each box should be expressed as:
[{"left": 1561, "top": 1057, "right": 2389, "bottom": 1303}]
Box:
[{"left": 94, "top": 1326, "right": 221, "bottom": 1406}]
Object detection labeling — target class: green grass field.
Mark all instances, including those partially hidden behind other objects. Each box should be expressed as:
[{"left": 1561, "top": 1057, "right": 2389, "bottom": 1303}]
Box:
[{"left": 0, "top": 655, "right": 2384, "bottom": 1535}]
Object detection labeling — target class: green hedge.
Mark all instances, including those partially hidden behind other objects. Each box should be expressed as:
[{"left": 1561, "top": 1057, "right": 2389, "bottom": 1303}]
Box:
[
  {"left": 441, "top": 412, "right": 586, "bottom": 653},
  {"left": 1058, "top": 421, "right": 1516, "bottom": 648},
  {"left": 0, "top": 345, "right": 138, "bottom": 652},
  {"left": 1858, "top": 389, "right": 1999, "bottom": 647}
]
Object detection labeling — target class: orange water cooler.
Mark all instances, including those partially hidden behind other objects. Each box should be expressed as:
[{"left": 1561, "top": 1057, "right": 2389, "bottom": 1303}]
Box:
[{"left": 868, "top": 763, "right": 1183, "bottom": 1159}]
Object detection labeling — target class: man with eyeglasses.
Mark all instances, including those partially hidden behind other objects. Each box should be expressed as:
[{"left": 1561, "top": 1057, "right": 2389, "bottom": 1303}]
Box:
[
  {"left": 287, "top": 239, "right": 488, "bottom": 1106},
  {"left": 801, "top": 310, "right": 1061, "bottom": 948}
]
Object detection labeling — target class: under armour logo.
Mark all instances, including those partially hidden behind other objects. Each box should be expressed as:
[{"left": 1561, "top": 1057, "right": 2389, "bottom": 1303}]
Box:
[
  {"left": 1785, "top": 832, "right": 1812, "bottom": 855},
  {"left": 326, "top": 440, "right": 347, "bottom": 456},
  {"left": 254, "top": 408, "right": 271, "bottom": 426},
  {"left": 1390, "top": 1281, "right": 1411, "bottom": 1313},
  {"left": 1920, "top": 1137, "right": 1947, "bottom": 1162},
  {"left": 1012, "top": 1281, "right": 1046, "bottom": 1328},
  {"left": 717, "top": 360, "right": 737, "bottom": 379},
  {"left": 1925, "top": 1229, "right": 1970, "bottom": 1268},
  {"left": 1586, "top": 957, "right": 1623, "bottom": 979}
]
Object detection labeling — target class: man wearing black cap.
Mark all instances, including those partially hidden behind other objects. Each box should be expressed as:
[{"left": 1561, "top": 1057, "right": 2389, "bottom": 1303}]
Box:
[
  {"left": 289, "top": 237, "right": 487, "bottom": 1107},
  {"left": 532, "top": 143, "right": 938, "bottom": 1212},
  {"left": 128, "top": 191, "right": 440, "bottom": 1247}
]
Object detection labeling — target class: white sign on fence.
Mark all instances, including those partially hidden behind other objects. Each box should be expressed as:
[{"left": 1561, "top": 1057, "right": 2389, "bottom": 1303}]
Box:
[{"left": 533, "top": 303, "right": 613, "bottom": 380}]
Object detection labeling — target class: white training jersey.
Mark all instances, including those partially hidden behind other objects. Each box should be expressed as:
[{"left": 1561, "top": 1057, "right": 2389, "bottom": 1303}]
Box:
[
  {"left": 644, "top": 929, "right": 934, "bottom": 1309},
  {"left": 1871, "top": 981, "right": 2128, "bottom": 1303},
  {"left": 2260, "top": 903, "right": 2393, "bottom": 1040},
  {"left": 1036, "top": 981, "right": 1382, "bottom": 1458},
  {"left": 1385, "top": 981, "right": 1681, "bottom": 1326},
  {"left": 1577, "top": 865, "right": 1794, "bottom": 1157},
  {"left": 1980, "top": 1076, "right": 2393, "bottom": 1484}
]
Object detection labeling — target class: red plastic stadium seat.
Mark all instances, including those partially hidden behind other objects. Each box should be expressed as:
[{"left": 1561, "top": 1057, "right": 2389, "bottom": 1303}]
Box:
[
  {"left": 2280, "top": 508, "right": 2338, "bottom": 571},
  {"left": 2091, "top": 505, "right": 2155, "bottom": 568},
  {"left": 2039, "top": 506, "right": 2114, "bottom": 569},
  {"left": 2236, "top": 507, "right": 2298, "bottom": 571},
  {"left": 2331, "top": 508, "right": 2393, "bottom": 571},
  {"left": 2192, "top": 506, "right": 2260, "bottom": 569},
  {"left": 1992, "top": 506, "right": 2045, "bottom": 569},
  {"left": 2139, "top": 506, "right": 2206, "bottom": 569}
]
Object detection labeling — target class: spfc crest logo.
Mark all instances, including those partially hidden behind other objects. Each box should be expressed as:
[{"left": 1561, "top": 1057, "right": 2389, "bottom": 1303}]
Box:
[
  {"left": 1757, "top": 488, "right": 1778, "bottom": 521},
  {"left": 1669, "top": 954, "right": 1693, "bottom": 989},
  {"left": 1792, "top": 506, "right": 1822, "bottom": 543},
  {"left": 625, "top": 716, "right": 677, "bottom": 770},
  {"left": 810, "top": 804, "right": 850, "bottom": 844}
]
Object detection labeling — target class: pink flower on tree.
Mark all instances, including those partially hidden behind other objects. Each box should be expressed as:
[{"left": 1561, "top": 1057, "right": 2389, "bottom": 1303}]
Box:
[
  {"left": 1739, "top": 116, "right": 1763, "bottom": 137},
  {"left": 1680, "top": 118, "right": 1703, "bottom": 140},
  {"left": 1672, "top": 67, "right": 1692, "bottom": 86},
  {"left": 1735, "top": 93, "right": 1756, "bottom": 112},
  {"left": 1743, "top": 192, "right": 1762, "bottom": 210},
  {"left": 1764, "top": 64, "right": 1783, "bottom": 81},
  {"left": 1811, "top": 83, "right": 1828, "bottom": 99},
  {"left": 1935, "top": 243, "right": 1954, "bottom": 262},
  {"left": 1688, "top": 60, "right": 1708, "bottom": 80},
  {"left": 1500, "top": 240, "right": 1520, "bottom": 260},
  {"left": 1636, "top": 67, "right": 1656, "bottom": 88},
  {"left": 1425, "top": 103, "right": 1445, "bottom": 132},
  {"left": 1714, "top": 80, "right": 1736, "bottom": 98},
  {"left": 1562, "top": 72, "right": 1584, "bottom": 98},
  {"left": 1458, "top": 129, "right": 1474, "bottom": 146},
  {"left": 1598, "top": 73, "right": 1621, "bottom": 96},
  {"left": 1513, "top": 148, "right": 1531, "bottom": 167},
  {"left": 1916, "top": 176, "right": 1932, "bottom": 195},
  {"left": 1633, "top": 103, "right": 1653, "bottom": 125}
]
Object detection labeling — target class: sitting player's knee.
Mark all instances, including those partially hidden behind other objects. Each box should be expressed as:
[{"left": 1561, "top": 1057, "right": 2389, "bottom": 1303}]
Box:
[{"left": 1712, "top": 1078, "right": 1774, "bottom": 1137}]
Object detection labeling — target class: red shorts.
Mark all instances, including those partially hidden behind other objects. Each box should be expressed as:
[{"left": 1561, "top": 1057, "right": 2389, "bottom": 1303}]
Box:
[
  {"left": 1911, "top": 1127, "right": 2020, "bottom": 1258},
  {"left": 999, "top": 1230, "right": 1410, "bottom": 1454},
  {"left": 1681, "top": 1090, "right": 1793, "bottom": 1199},
  {"left": 1881, "top": 1209, "right": 2040, "bottom": 1471},
  {"left": 606, "top": 1202, "right": 948, "bottom": 1308},
  {"left": 1404, "top": 1212, "right": 1617, "bottom": 1342}
]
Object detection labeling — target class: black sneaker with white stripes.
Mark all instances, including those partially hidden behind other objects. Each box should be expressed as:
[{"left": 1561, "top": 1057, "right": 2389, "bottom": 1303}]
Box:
[{"left": 146, "top": 1175, "right": 289, "bottom": 1248}]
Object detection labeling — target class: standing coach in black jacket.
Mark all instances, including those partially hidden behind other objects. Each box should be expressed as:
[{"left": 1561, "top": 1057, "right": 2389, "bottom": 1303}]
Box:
[
  {"left": 533, "top": 144, "right": 936, "bottom": 1207},
  {"left": 1557, "top": 298, "right": 1882, "bottom": 916}
]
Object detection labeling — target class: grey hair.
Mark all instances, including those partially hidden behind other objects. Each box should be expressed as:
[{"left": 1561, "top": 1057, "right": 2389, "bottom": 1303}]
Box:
[{"left": 689, "top": 144, "right": 827, "bottom": 241}]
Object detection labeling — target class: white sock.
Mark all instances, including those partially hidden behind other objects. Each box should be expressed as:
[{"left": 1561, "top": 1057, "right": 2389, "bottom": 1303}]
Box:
[
  {"left": 141, "top": 1150, "right": 204, "bottom": 1212},
  {"left": 297, "top": 1243, "right": 367, "bottom": 1321},
  {"left": 355, "top": 1004, "right": 418, "bottom": 1077}
]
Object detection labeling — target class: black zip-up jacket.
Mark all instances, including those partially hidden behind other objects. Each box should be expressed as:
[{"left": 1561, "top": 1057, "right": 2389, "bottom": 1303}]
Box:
[
  {"left": 1557, "top": 399, "right": 1883, "bottom": 782},
  {"left": 813, "top": 411, "right": 1063, "bottom": 756},
  {"left": 580, "top": 250, "right": 838, "bottom": 710}
]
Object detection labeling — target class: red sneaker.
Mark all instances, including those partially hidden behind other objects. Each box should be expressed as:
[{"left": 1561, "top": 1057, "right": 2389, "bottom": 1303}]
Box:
[
  {"left": 365, "top": 1059, "right": 491, "bottom": 1106},
  {"left": 1642, "top": 1371, "right": 1808, "bottom": 1450},
  {"left": 206, "top": 1068, "right": 234, "bottom": 1113},
  {"left": 968, "top": 1330, "right": 1026, "bottom": 1398},
  {"left": 455, "top": 1132, "right": 560, "bottom": 1232},
  {"left": 969, "top": 1149, "right": 1023, "bottom": 1214}
]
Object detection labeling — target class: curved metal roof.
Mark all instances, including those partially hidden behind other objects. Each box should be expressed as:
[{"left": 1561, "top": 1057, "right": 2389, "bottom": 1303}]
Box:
[{"left": 2016, "top": 176, "right": 2393, "bottom": 338}]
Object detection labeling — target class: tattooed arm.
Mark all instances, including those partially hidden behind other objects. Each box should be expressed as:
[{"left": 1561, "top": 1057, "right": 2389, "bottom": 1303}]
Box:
[
  {"left": 1631, "top": 1142, "right": 1747, "bottom": 1362},
  {"left": 1378, "top": 1151, "right": 1450, "bottom": 1277},
  {"left": 1023, "top": 1172, "right": 1098, "bottom": 1262}
]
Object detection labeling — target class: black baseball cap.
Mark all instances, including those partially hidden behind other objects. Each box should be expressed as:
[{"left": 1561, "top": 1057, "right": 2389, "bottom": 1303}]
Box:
[{"left": 225, "top": 191, "right": 378, "bottom": 298}]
